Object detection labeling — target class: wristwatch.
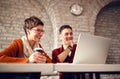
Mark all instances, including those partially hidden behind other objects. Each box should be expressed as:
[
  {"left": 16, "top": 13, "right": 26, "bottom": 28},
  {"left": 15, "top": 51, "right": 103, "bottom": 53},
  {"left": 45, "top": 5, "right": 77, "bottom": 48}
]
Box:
[{"left": 68, "top": 45, "right": 73, "bottom": 51}]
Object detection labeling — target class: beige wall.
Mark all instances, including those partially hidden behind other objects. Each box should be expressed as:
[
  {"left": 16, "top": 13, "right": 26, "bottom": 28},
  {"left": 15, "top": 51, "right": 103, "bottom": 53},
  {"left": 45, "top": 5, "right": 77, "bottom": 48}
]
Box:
[
  {"left": 0, "top": 0, "right": 108, "bottom": 54},
  {"left": 0, "top": 0, "right": 119, "bottom": 57},
  {"left": 95, "top": 1, "right": 120, "bottom": 64},
  {"left": 0, "top": 0, "right": 119, "bottom": 60}
]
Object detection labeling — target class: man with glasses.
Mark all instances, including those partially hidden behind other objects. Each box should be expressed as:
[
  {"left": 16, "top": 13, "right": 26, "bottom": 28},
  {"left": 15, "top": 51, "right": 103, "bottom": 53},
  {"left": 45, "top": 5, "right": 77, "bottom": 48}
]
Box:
[{"left": 0, "top": 16, "right": 52, "bottom": 79}]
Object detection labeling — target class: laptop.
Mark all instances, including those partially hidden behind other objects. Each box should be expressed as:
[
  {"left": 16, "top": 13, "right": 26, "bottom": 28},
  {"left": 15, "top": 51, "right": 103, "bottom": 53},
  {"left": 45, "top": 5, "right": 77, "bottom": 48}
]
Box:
[{"left": 73, "top": 33, "right": 111, "bottom": 64}]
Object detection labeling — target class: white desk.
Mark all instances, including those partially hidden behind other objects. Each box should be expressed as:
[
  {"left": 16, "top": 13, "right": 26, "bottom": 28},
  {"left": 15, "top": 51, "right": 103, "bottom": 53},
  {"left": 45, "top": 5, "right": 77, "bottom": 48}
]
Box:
[
  {"left": 55, "top": 63, "right": 120, "bottom": 72},
  {"left": 0, "top": 63, "right": 54, "bottom": 75},
  {"left": 0, "top": 63, "right": 55, "bottom": 79},
  {"left": 0, "top": 63, "right": 120, "bottom": 79},
  {"left": 54, "top": 63, "right": 120, "bottom": 79}
]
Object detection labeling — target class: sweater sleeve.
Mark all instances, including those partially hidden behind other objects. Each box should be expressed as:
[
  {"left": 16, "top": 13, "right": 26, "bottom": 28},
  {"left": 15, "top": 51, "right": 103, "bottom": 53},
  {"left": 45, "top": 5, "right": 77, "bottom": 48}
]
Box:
[
  {"left": 0, "top": 55, "right": 29, "bottom": 63},
  {"left": 39, "top": 44, "right": 52, "bottom": 63},
  {"left": 0, "top": 39, "right": 29, "bottom": 63},
  {"left": 44, "top": 53, "right": 52, "bottom": 63},
  {"left": 52, "top": 49, "right": 61, "bottom": 63}
]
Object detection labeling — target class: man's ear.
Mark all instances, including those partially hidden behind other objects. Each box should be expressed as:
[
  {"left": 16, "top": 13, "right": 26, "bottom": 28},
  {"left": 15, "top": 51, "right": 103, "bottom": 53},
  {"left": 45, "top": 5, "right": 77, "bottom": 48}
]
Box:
[
  {"left": 59, "top": 34, "right": 62, "bottom": 41},
  {"left": 59, "top": 34, "right": 62, "bottom": 40}
]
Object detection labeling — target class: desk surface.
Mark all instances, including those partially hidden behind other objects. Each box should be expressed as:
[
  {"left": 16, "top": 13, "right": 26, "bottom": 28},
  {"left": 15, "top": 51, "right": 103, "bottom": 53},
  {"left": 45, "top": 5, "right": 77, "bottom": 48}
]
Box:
[
  {"left": 0, "top": 63, "right": 120, "bottom": 74},
  {"left": 0, "top": 63, "right": 54, "bottom": 75},
  {"left": 55, "top": 63, "right": 120, "bottom": 72}
]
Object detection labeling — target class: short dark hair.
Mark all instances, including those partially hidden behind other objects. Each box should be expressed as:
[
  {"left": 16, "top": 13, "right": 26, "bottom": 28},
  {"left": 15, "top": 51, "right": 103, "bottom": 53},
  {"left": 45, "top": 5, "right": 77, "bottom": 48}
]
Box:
[
  {"left": 23, "top": 16, "right": 44, "bottom": 35},
  {"left": 59, "top": 25, "right": 72, "bottom": 34}
]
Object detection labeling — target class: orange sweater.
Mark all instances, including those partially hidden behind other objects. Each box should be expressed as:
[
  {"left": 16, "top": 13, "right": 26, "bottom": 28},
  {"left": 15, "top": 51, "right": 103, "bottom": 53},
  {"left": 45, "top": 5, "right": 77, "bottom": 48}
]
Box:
[{"left": 0, "top": 38, "right": 52, "bottom": 63}]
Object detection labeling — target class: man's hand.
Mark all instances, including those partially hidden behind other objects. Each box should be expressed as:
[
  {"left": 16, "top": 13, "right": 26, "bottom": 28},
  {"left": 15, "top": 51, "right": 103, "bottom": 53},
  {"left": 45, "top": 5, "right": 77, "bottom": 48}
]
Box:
[
  {"left": 29, "top": 52, "right": 46, "bottom": 63},
  {"left": 66, "top": 40, "right": 74, "bottom": 47}
]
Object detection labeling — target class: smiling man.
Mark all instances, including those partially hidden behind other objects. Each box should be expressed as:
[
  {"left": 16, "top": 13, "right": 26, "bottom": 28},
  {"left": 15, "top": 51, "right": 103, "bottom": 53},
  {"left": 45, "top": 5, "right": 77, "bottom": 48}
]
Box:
[{"left": 52, "top": 25, "right": 77, "bottom": 79}]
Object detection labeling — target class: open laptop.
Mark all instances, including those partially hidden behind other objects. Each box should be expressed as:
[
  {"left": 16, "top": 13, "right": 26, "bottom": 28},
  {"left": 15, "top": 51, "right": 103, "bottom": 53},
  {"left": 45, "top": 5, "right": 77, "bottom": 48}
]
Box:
[{"left": 73, "top": 33, "right": 111, "bottom": 64}]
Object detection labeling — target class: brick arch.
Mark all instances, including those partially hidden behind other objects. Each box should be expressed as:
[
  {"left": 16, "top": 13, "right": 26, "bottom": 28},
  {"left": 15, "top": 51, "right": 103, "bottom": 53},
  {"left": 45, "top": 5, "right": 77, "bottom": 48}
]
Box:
[
  {"left": 94, "top": 1, "right": 120, "bottom": 64},
  {"left": 37, "top": 0, "right": 62, "bottom": 48},
  {"left": 30, "top": 0, "right": 54, "bottom": 56}
]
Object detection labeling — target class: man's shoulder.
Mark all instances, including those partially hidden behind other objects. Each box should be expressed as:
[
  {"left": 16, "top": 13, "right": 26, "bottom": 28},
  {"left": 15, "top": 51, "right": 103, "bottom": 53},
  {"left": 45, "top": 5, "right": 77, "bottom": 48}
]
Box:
[
  {"left": 11, "top": 38, "right": 23, "bottom": 46},
  {"left": 13, "top": 38, "right": 22, "bottom": 43},
  {"left": 53, "top": 47, "right": 61, "bottom": 51},
  {"left": 52, "top": 46, "right": 62, "bottom": 52}
]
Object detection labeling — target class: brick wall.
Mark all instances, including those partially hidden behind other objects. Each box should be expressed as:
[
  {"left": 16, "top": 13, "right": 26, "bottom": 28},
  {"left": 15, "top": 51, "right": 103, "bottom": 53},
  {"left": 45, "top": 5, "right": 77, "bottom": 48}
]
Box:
[
  {"left": 94, "top": 1, "right": 120, "bottom": 79},
  {"left": 0, "top": 0, "right": 53, "bottom": 57},
  {"left": 95, "top": 1, "right": 120, "bottom": 64},
  {"left": 0, "top": 0, "right": 120, "bottom": 79}
]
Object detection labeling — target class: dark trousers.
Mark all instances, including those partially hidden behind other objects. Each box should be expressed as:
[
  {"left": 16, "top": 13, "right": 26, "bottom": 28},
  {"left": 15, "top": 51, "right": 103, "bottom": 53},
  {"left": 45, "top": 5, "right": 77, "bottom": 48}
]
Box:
[
  {"left": 60, "top": 72, "right": 97, "bottom": 79},
  {"left": 60, "top": 72, "right": 86, "bottom": 79},
  {"left": 0, "top": 73, "right": 41, "bottom": 79}
]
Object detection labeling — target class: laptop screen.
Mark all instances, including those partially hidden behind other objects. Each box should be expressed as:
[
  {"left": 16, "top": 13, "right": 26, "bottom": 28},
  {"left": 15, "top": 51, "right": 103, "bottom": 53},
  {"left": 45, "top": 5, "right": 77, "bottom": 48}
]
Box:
[{"left": 73, "top": 33, "right": 111, "bottom": 64}]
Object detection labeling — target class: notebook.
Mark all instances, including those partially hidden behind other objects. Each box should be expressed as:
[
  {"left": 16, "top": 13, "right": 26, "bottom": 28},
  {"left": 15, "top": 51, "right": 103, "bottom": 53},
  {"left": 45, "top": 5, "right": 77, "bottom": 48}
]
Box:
[{"left": 73, "top": 33, "right": 111, "bottom": 64}]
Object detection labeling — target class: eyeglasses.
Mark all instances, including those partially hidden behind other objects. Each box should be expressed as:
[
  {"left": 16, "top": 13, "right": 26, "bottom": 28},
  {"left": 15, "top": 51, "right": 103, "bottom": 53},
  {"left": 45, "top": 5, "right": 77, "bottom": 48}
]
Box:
[{"left": 31, "top": 28, "right": 44, "bottom": 33}]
